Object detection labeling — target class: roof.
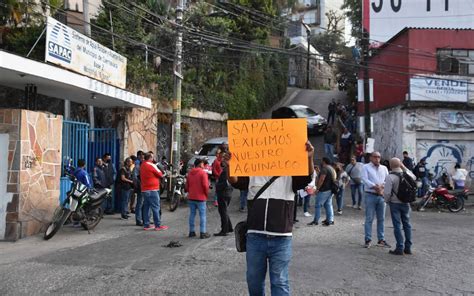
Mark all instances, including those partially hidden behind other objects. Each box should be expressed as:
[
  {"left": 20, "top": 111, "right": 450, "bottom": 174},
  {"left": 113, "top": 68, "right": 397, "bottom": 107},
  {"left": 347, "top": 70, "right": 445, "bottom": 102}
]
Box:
[
  {"left": 0, "top": 50, "right": 151, "bottom": 109},
  {"left": 374, "top": 27, "right": 474, "bottom": 51}
]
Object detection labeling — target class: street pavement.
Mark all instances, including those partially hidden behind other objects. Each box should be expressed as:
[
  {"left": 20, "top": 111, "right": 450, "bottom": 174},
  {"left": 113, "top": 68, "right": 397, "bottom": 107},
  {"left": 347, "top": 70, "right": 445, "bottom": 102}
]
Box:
[{"left": 1, "top": 190, "right": 473, "bottom": 295}]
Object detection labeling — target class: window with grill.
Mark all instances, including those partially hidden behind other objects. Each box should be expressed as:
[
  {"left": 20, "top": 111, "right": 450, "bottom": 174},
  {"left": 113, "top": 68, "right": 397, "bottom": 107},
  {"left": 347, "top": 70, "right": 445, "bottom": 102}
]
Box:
[{"left": 437, "top": 49, "right": 473, "bottom": 76}]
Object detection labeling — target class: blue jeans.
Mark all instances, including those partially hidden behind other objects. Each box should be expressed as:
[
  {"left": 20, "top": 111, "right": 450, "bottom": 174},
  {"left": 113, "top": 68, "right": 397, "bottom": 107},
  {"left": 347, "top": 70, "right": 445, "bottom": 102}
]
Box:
[
  {"left": 324, "top": 144, "right": 335, "bottom": 163},
  {"left": 418, "top": 177, "right": 429, "bottom": 197},
  {"left": 240, "top": 190, "right": 248, "bottom": 210},
  {"left": 389, "top": 202, "right": 412, "bottom": 252},
  {"left": 313, "top": 190, "right": 334, "bottom": 223},
  {"left": 246, "top": 233, "right": 292, "bottom": 296},
  {"left": 303, "top": 194, "right": 311, "bottom": 213},
  {"left": 336, "top": 186, "right": 345, "bottom": 211},
  {"left": 135, "top": 190, "right": 143, "bottom": 223},
  {"left": 143, "top": 190, "right": 161, "bottom": 227},
  {"left": 121, "top": 188, "right": 133, "bottom": 217},
  {"left": 364, "top": 193, "right": 386, "bottom": 242},
  {"left": 188, "top": 200, "right": 206, "bottom": 233},
  {"left": 103, "top": 185, "right": 115, "bottom": 213},
  {"left": 350, "top": 183, "right": 364, "bottom": 206}
]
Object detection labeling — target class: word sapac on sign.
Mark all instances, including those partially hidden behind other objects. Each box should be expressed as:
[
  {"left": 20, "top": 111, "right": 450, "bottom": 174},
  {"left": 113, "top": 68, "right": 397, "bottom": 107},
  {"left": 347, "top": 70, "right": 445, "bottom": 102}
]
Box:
[
  {"left": 45, "top": 17, "right": 127, "bottom": 89},
  {"left": 363, "top": 0, "right": 474, "bottom": 45},
  {"left": 410, "top": 76, "right": 468, "bottom": 102},
  {"left": 228, "top": 118, "right": 308, "bottom": 177}
]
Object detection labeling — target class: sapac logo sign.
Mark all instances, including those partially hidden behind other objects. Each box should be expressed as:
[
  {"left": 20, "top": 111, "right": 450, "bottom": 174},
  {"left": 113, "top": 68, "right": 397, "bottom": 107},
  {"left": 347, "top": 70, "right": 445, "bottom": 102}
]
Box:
[
  {"left": 47, "top": 20, "right": 72, "bottom": 63},
  {"left": 45, "top": 17, "right": 127, "bottom": 89}
]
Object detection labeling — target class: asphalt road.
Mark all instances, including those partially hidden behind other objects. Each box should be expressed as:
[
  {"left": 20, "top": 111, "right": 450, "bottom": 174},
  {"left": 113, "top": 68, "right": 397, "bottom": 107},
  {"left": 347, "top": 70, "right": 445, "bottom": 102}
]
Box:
[
  {"left": 263, "top": 88, "right": 348, "bottom": 163},
  {"left": 1, "top": 193, "right": 473, "bottom": 295}
]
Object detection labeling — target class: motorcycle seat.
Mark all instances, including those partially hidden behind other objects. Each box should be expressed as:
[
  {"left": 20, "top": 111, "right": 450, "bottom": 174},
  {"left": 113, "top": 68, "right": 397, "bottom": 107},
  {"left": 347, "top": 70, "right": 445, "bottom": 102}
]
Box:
[
  {"left": 89, "top": 188, "right": 108, "bottom": 200},
  {"left": 448, "top": 189, "right": 465, "bottom": 195}
]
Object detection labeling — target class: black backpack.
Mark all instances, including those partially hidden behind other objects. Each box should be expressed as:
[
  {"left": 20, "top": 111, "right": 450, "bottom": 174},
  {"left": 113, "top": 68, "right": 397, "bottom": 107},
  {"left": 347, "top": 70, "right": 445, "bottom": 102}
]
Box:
[{"left": 391, "top": 172, "right": 417, "bottom": 203}]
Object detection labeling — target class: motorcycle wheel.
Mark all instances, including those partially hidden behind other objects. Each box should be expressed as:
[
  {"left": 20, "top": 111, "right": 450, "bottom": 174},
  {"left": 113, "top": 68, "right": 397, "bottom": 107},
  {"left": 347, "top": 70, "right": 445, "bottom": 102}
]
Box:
[
  {"left": 81, "top": 208, "right": 103, "bottom": 230},
  {"left": 448, "top": 196, "right": 464, "bottom": 213},
  {"left": 169, "top": 191, "right": 180, "bottom": 212},
  {"left": 44, "top": 207, "right": 71, "bottom": 240}
]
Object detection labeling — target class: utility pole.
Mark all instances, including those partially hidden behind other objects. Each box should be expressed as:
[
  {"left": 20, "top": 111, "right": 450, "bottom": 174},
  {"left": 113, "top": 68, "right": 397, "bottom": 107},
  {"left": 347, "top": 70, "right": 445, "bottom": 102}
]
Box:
[
  {"left": 83, "top": 0, "right": 94, "bottom": 132},
  {"left": 362, "top": 29, "right": 371, "bottom": 138},
  {"left": 302, "top": 21, "right": 311, "bottom": 89},
  {"left": 171, "top": 0, "right": 184, "bottom": 173}
]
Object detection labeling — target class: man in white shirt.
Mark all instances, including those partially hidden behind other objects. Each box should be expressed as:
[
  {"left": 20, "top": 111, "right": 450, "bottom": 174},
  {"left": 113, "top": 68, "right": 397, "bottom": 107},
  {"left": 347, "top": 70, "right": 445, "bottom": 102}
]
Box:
[{"left": 361, "top": 151, "right": 391, "bottom": 249}]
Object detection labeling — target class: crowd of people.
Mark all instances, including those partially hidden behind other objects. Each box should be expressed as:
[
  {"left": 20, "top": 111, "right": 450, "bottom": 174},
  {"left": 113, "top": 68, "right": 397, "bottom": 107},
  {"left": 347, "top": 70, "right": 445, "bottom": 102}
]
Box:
[{"left": 66, "top": 101, "right": 470, "bottom": 295}]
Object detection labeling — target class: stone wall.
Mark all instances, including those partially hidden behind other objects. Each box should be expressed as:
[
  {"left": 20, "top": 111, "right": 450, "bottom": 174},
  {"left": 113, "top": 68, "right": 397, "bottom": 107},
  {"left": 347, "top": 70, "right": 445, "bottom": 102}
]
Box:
[
  {"left": 372, "top": 106, "right": 404, "bottom": 160},
  {"left": 123, "top": 102, "right": 158, "bottom": 158},
  {"left": 0, "top": 109, "right": 62, "bottom": 241}
]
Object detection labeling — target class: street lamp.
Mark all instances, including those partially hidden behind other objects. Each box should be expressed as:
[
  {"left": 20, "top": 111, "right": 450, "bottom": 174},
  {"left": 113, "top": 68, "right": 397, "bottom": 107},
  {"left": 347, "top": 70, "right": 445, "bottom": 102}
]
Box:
[{"left": 302, "top": 21, "right": 311, "bottom": 89}]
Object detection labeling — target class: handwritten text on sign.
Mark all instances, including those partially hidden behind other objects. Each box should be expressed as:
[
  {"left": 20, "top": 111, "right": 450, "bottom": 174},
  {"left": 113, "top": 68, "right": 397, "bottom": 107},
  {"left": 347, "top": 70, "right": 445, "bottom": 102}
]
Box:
[{"left": 228, "top": 119, "right": 308, "bottom": 176}]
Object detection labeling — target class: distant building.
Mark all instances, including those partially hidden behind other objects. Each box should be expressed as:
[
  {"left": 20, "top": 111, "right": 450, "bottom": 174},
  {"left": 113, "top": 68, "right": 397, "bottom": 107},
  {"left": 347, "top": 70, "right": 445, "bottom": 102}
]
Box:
[{"left": 358, "top": 28, "right": 474, "bottom": 187}]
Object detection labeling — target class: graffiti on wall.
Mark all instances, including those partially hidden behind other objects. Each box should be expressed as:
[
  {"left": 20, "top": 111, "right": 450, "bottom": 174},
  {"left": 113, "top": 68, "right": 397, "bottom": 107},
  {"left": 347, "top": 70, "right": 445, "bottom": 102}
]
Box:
[
  {"left": 417, "top": 140, "right": 474, "bottom": 179},
  {"left": 156, "top": 122, "right": 171, "bottom": 161},
  {"left": 439, "top": 111, "right": 474, "bottom": 132}
]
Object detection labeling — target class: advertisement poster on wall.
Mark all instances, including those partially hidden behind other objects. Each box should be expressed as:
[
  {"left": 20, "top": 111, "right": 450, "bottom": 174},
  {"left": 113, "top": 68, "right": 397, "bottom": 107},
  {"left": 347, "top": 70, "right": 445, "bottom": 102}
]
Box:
[
  {"left": 45, "top": 17, "right": 127, "bottom": 89},
  {"left": 410, "top": 76, "right": 468, "bottom": 102},
  {"left": 363, "top": 0, "right": 474, "bottom": 46},
  {"left": 439, "top": 111, "right": 474, "bottom": 131}
]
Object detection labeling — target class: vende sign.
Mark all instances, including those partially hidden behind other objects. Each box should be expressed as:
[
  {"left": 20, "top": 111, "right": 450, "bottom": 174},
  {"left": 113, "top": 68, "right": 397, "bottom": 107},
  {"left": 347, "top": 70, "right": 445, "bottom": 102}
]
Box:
[
  {"left": 363, "top": 0, "right": 474, "bottom": 45},
  {"left": 410, "top": 76, "right": 468, "bottom": 102},
  {"left": 45, "top": 17, "right": 127, "bottom": 89}
]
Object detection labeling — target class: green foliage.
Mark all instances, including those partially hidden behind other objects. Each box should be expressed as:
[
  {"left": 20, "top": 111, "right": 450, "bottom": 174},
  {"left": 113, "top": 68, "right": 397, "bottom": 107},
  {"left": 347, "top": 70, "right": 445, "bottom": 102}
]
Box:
[
  {"left": 341, "top": 0, "right": 362, "bottom": 40},
  {"left": 310, "top": 10, "right": 345, "bottom": 62},
  {"left": 2, "top": 24, "right": 45, "bottom": 60}
]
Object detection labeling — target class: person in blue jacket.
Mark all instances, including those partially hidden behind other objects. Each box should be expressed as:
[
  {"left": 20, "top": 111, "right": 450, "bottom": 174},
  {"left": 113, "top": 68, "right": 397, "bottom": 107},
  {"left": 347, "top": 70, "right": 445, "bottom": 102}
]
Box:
[{"left": 74, "top": 159, "right": 92, "bottom": 189}]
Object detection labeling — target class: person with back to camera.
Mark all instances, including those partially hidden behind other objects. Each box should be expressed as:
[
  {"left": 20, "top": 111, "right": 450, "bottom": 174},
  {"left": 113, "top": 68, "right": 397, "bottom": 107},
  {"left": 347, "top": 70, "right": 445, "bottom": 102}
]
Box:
[{"left": 228, "top": 108, "right": 314, "bottom": 296}]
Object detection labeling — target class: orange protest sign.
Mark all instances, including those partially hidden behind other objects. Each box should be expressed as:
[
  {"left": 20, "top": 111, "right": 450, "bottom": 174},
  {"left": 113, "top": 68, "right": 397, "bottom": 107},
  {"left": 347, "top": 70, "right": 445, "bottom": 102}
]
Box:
[{"left": 227, "top": 118, "right": 308, "bottom": 177}]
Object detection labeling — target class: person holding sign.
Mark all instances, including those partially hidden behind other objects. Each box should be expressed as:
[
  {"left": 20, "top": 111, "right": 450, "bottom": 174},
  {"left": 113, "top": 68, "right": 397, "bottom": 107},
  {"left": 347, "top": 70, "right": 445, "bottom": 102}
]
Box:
[{"left": 228, "top": 113, "right": 314, "bottom": 296}]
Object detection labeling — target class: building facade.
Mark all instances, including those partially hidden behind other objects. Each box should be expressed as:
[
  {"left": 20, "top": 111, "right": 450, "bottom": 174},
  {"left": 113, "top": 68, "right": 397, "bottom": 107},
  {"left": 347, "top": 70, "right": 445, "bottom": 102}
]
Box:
[{"left": 358, "top": 28, "right": 474, "bottom": 187}]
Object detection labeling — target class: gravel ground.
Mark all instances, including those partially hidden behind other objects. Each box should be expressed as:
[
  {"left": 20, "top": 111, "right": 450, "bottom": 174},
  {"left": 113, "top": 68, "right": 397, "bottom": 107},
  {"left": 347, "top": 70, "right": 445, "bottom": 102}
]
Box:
[{"left": 1, "top": 191, "right": 473, "bottom": 296}]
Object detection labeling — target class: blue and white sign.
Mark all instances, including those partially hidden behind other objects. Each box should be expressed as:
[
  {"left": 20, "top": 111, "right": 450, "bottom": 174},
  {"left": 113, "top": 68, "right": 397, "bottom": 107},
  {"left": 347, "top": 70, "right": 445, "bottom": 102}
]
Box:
[
  {"left": 410, "top": 76, "right": 468, "bottom": 102},
  {"left": 45, "top": 17, "right": 127, "bottom": 89}
]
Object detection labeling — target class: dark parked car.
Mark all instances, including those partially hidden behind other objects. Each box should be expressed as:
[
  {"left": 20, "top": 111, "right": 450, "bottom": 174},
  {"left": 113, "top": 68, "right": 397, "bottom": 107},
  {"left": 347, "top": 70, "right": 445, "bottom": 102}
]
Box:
[{"left": 271, "top": 105, "right": 328, "bottom": 135}]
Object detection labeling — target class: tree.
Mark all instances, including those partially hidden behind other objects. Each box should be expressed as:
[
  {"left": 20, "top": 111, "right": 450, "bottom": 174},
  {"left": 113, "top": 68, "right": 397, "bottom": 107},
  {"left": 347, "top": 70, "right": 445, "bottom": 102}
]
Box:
[
  {"left": 341, "top": 0, "right": 362, "bottom": 40},
  {"left": 310, "top": 10, "right": 344, "bottom": 62}
]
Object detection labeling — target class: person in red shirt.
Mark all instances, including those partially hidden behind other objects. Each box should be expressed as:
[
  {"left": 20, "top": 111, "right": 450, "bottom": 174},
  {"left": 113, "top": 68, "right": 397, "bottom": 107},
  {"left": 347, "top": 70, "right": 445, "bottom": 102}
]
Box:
[
  {"left": 140, "top": 152, "right": 168, "bottom": 231},
  {"left": 185, "top": 158, "right": 210, "bottom": 239},
  {"left": 211, "top": 146, "right": 224, "bottom": 206},
  {"left": 355, "top": 141, "right": 364, "bottom": 162}
]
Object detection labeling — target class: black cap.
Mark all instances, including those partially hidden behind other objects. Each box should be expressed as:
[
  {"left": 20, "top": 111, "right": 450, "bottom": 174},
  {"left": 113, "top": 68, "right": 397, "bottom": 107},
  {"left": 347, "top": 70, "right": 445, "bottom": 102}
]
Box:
[{"left": 194, "top": 158, "right": 204, "bottom": 167}]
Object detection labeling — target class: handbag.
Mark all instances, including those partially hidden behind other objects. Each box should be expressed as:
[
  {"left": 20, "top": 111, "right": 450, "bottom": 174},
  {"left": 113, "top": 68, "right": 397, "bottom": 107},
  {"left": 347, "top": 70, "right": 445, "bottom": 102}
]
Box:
[{"left": 234, "top": 176, "right": 279, "bottom": 253}]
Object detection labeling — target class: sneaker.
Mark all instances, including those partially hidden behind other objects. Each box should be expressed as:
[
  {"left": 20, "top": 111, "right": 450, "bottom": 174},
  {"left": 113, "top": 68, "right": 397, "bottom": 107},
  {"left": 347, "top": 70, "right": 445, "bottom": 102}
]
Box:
[
  {"left": 404, "top": 249, "right": 413, "bottom": 255},
  {"left": 120, "top": 216, "right": 129, "bottom": 220},
  {"left": 389, "top": 250, "right": 404, "bottom": 255},
  {"left": 239, "top": 208, "right": 246, "bottom": 213},
  {"left": 352, "top": 205, "right": 357, "bottom": 209},
  {"left": 213, "top": 201, "right": 218, "bottom": 207},
  {"left": 214, "top": 232, "right": 227, "bottom": 236},
  {"left": 136, "top": 221, "right": 143, "bottom": 226},
  {"left": 200, "top": 232, "right": 211, "bottom": 239},
  {"left": 304, "top": 212, "right": 312, "bottom": 217},
  {"left": 357, "top": 206, "right": 362, "bottom": 210},
  {"left": 189, "top": 231, "right": 196, "bottom": 238},
  {"left": 364, "top": 240, "right": 372, "bottom": 248},
  {"left": 155, "top": 225, "right": 169, "bottom": 231},
  {"left": 144, "top": 226, "right": 155, "bottom": 231},
  {"left": 307, "top": 221, "right": 318, "bottom": 226},
  {"left": 336, "top": 210, "right": 342, "bottom": 215},
  {"left": 377, "top": 240, "right": 391, "bottom": 248}
]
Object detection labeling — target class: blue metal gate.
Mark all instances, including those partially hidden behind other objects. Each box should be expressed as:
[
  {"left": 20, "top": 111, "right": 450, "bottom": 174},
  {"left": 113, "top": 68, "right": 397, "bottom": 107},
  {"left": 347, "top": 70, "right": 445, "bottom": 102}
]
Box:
[
  {"left": 86, "top": 128, "right": 117, "bottom": 171},
  {"left": 60, "top": 120, "right": 89, "bottom": 203}
]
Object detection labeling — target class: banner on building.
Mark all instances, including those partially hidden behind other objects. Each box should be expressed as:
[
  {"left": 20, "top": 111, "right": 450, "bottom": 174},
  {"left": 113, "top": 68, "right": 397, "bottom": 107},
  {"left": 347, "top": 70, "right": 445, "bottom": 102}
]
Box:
[
  {"left": 363, "top": 0, "right": 474, "bottom": 46},
  {"left": 410, "top": 76, "right": 468, "bottom": 102},
  {"left": 45, "top": 17, "right": 127, "bottom": 89},
  {"left": 228, "top": 119, "right": 308, "bottom": 176},
  {"left": 439, "top": 111, "right": 474, "bottom": 131}
]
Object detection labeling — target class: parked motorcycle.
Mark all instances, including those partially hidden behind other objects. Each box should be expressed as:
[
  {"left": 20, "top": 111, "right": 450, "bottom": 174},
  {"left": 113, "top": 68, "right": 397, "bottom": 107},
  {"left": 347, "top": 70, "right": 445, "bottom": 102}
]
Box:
[
  {"left": 168, "top": 171, "right": 187, "bottom": 212},
  {"left": 44, "top": 173, "right": 111, "bottom": 240},
  {"left": 416, "top": 185, "right": 467, "bottom": 213}
]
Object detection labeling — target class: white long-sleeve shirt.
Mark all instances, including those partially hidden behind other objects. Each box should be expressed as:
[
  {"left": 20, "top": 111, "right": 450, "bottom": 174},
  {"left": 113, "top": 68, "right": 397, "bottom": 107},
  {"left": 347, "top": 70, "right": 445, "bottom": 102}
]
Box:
[{"left": 361, "top": 162, "right": 389, "bottom": 194}]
